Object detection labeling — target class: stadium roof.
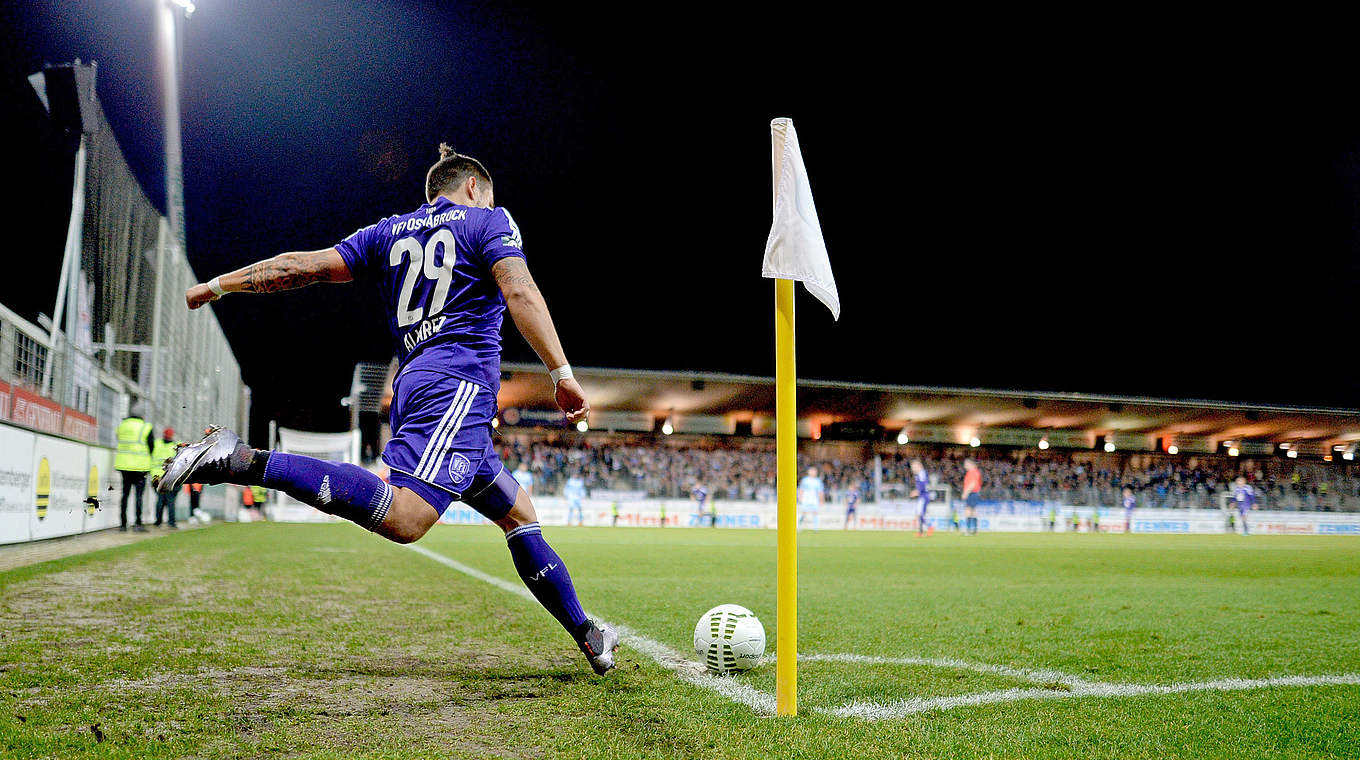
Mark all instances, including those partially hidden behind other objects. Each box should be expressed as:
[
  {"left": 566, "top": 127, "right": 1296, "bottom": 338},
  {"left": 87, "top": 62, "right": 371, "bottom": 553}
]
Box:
[{"left": 496, "top": 363, "right": 1360, "bottom": 456}]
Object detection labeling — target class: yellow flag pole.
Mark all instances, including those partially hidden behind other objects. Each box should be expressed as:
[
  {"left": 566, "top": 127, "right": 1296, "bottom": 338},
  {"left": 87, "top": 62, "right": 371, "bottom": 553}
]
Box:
[{"left": 775, "top": 277, "right": 797, "bottom": 716}]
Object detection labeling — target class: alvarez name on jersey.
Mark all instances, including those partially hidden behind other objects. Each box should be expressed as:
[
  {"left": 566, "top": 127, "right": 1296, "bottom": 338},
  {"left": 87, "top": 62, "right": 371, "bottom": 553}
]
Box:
[{"left": 337, "top": 197, "right": 525, "bottom": 392}]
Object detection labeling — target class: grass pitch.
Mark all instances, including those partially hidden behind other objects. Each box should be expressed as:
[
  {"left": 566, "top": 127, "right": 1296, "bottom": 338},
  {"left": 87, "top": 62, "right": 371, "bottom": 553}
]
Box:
[{"left": 2, "top": 523, "right": 1358, "bottom": 759}]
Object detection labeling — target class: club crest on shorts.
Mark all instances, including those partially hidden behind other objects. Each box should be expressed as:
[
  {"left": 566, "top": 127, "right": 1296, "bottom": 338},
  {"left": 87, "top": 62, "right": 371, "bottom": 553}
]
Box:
[{"left": 448, "top": 452, "right": 472, "bottom": 484}]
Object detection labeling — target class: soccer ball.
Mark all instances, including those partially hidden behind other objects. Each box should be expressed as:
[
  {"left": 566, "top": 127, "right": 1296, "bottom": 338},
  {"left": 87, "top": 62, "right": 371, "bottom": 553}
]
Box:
[{"left": 694, "top": 604, "right": 765, "bottom": 674}]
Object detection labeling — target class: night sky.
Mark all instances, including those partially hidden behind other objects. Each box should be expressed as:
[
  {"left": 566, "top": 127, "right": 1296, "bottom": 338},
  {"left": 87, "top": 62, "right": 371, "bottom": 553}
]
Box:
[{"left": 4, "top": 2, "right": 1358, "bottom": 439}]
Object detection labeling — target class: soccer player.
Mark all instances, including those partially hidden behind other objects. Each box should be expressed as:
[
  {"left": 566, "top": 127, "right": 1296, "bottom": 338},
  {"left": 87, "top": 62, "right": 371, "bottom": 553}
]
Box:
[
  {"left": 156, "top": 145, "right": 617, "bottom": 674},
  {"left": 1233, "top": 475, "right": 1256, "bottom": 535},
  {"left": 1122, "top": 486, "right": 1136, "bottom": 533},
  {"left": 843, "top": 485, "right": 859, "bottom": 529},
  {"left": 797, "top": 467, "right": 824, "bottom": 529},
  {"left": 692, "top": 482, "right": 710, "bottom": 527},
  {"left": 563, "top": 470, "right": 586, "bottom": 526},
  {"left": 910, "top": 459, "right": 931, "bottom": 537},
  {"left": 513, "top": 461, "right": 535, "bottom": 496},
  {"left": 961, "top": 457, "right": 981, "bottom": 535}
]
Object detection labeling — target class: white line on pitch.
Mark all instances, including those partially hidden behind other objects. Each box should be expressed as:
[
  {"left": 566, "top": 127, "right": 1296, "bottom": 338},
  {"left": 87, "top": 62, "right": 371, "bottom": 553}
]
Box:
[
  {"left": 796, "top": 652, "right": 1097, "bottom": 688},
  {"left": 405, "top": 544, "right": 776, "bottom": 715},
  {"left": 831, "top": 673, "right": 1360, "bottom": 720}
]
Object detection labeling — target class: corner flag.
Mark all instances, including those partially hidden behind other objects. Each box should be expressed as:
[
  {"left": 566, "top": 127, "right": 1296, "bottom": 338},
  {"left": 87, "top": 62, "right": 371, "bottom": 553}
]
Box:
[
  {"left": 761, "top": 117, "right": 837, "bottom": 717},
  {"left": 762, "top": 117, "right": 840, "bottom": 321}
]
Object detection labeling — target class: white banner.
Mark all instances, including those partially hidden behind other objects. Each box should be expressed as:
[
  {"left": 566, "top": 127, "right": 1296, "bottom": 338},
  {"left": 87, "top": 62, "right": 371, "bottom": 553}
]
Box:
[
  {"left": 267, "top": 428, "right": 357, "bottom": 522},
  {"left": 0, "top": 425, "right": 35, "bottom": 542},
  {"left": 30, "top": 435, "right": 88, "bottom": 541},
  {"left": 437, "top": 496, "right": 1360, "bottom": 536}
]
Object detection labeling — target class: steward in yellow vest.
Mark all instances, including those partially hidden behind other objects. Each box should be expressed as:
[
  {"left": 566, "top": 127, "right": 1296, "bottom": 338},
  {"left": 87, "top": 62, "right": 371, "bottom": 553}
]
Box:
[
  {"left": 153, "top": 428, "right": 182, "bottom": 528},
  {"left": 116, "top": 413, "right": 154, "bottom": 532}
]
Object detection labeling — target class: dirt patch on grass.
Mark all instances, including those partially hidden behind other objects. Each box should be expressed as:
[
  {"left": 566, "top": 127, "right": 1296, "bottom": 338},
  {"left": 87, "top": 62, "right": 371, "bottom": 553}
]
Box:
[{"left": 96, "top": 658, "right": 557, "bottom": 758}]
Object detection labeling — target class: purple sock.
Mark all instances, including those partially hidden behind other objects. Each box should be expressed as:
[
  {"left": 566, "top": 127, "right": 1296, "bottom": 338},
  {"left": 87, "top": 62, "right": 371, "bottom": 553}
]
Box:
[
  {"left": 262, "top": 452, "right": 392, "bottom": 531},
  {"left": 505, "top": 523, "right": 590, "bottom": 641}
]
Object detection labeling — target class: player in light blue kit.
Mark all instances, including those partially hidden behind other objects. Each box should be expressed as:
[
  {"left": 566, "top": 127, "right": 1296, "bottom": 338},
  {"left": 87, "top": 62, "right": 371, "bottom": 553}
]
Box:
[
  {"left": 563, "top": 471, "right": 586, "bottom": 526},
  {"left": 1233, "top": 475, "right": 1256, "bottom": 535},
  {"left": 1122, "top": 486, "right": 1136, "bottom": 533},
  {"left": 797, "top": 467, "right": 824, "bottom": 529},
  {"left": 156, "top": 145, "right": 617, "bottom": 674},
  {"left": 910, "top": 459, "right": 931, "bottom": 537}
]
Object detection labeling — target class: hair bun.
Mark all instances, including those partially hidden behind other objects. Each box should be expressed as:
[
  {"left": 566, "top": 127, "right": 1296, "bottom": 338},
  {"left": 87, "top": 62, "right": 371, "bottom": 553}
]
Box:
[{"left": 438, "top": 142, "right": 456, "bottom": 160}]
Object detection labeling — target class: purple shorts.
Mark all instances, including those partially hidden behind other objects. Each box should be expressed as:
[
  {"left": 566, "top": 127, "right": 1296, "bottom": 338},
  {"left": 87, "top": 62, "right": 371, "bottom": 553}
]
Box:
[{"left": 383, "top": 369, "right": 506, "bottom": 518}]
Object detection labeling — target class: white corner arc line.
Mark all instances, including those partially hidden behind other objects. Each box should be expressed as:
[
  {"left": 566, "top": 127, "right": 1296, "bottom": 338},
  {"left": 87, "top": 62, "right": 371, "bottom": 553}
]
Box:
[
  {"left": 405, "top": 544, "right": 776, "bottom": 715},
  {"left": 831, "top": 673, "right": 1360, "bottom": 720}
]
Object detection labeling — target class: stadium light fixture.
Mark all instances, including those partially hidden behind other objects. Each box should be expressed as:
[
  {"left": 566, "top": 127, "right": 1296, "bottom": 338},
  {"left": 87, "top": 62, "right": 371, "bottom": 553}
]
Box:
[
  {"left": 1038, "top": 437, "right": 1049, "bottom": 450},
  {"left": 969, "top": 437, "right": 980, "bottom": 448},
  {"left": 1104, "top": 441, "right": 1116, "bottom": 453},
  {"left": 1287, "top": 449, "right": 1299, "bottom": 459},
  {"left": 1228, "top": 447, "right": 1240, "bottom": 457},
  {"left": 1279, "top": 443, "right": 1290, "bottom": 450},
  {"left": 1335, "top": 445, "right": 1347, "bottom": 452},
  {"left": 1345, "top": 451, "right": 1355, "bottom": 461},
  {"left": 576, "top": 419, "right": 589, "bottom": 433},
  {"left": 1323, "top": 454, "right": 1333, "bottom": 462},
  {"left": 896, "top": 430, "right": 909, "bottom": 445},
  {"left": 662, "top": 416, "right": 674, "bottom": 436},
  {"left": 1167, "top": 445, "right": 1179, "bottom": 455}
]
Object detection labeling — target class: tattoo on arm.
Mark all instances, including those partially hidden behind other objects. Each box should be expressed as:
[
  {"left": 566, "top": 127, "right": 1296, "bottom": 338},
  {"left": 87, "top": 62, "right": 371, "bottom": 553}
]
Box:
[
  {"left": 240, "top": 252, "right": 333, "bottom": 293},
  {"left": 492, "top": 257, "right": 539, "bottom": 293}
]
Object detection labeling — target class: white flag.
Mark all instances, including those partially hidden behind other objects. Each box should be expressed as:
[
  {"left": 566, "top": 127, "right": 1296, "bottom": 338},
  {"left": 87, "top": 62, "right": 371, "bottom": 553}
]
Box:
[{"left": 761, "top": 117, "right": 840, "bottom": 320}]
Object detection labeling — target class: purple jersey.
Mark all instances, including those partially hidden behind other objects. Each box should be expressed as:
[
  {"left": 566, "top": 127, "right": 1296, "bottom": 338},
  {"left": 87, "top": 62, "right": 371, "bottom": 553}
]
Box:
[
  {"left": 1234, "top": 484, "right": 1256, "bottom": 511},
  {"left": 337, "top": 198, "right": 525, "bottom": 390},
  {"left": 915, "top": 471, "right": 930, "bottom": 504},
  {"left": 1123, "top": 494, "right": 1135, "bottom": 511},
  {"left": 846, "top": 489, "right": 859, "bottom": 509},
  {"left": 693, "top": 486, "right": 708, "bottom": 506}
]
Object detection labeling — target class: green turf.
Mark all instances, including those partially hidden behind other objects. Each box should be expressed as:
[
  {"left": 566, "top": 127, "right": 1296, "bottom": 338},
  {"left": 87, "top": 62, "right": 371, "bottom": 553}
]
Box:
[{"left": 2, "top": 523, "right": 1358, "bottom": 758}]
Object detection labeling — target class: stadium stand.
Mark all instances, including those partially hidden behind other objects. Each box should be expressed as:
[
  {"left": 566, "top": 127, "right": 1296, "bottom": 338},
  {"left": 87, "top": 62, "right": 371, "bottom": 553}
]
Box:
[{"left": 482, "top": 432, "right": 1359, "bottom": 512}]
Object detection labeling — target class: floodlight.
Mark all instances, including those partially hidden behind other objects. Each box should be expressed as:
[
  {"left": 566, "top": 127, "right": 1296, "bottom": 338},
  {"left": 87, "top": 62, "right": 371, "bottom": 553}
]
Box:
[{"left": 1167, "top": 445, "right": 1179, "bottom": 455}]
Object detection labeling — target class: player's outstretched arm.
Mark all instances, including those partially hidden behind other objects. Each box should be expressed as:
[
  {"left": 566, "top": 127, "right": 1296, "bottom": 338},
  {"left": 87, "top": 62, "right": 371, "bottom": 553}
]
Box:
[
  {"left": 491, "top": 257, "right": 589, "bottom": 423},
  {"left": 186, "top": 248, "right": 352, "bottom": 309}
]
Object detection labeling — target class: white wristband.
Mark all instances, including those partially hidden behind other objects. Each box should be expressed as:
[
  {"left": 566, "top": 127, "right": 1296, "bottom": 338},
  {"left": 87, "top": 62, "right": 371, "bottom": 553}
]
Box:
[
  {"left": 207, "top": 277, "right": 227, "bottom": 297},
  {"left": 549, "top": 364, "right": 572, "bottom": 385}
]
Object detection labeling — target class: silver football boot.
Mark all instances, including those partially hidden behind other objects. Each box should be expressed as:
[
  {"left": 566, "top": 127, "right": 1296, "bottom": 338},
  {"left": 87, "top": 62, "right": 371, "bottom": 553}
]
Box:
[
  {"left": 579, "top": 621, "right": 620, "bottom": 675},
  {"left": 154, "top": 425, "right": 252, "bottom": 494}
]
